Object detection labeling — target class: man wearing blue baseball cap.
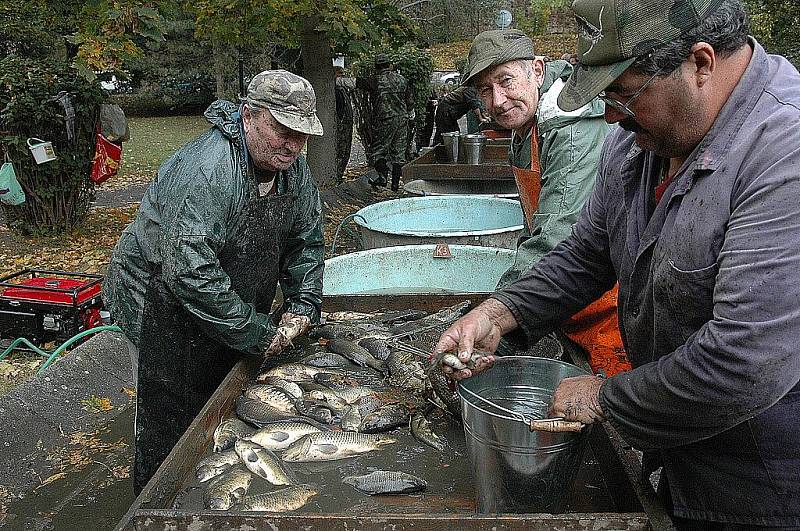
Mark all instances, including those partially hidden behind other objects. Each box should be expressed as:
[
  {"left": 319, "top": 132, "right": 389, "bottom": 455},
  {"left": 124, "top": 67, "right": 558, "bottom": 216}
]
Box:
[{"left": 436, "top": 0, "right": 800, "bottom": 526}]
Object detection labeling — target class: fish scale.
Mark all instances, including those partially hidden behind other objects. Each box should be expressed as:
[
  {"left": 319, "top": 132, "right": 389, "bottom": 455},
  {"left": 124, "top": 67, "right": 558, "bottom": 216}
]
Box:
[
  {"left": 237, "top": 485, "right": 318, "bottom": 512},
  {"left": 281, "top": 431, "right": 397, "bottom": 462},
  {"left": 234, "top": 439, "right": 297, "bottom": 485},
  {"left": 343, "top": 470, "right": 427, "bottom": 495},
  {"left": 243, "top": 422, "right": 323, "bottom": 451},
  {"left": 203, "top": 467, "right": 253, "bottom": 510}
]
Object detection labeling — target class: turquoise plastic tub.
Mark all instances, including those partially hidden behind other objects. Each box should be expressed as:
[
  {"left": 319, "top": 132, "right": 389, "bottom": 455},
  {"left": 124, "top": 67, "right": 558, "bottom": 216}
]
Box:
[
  {"left": 354, "top": 196, "right": 524, "bottom": 250},
  {"left": 323, "top": 244, "right": 514, "bottom": 297}
]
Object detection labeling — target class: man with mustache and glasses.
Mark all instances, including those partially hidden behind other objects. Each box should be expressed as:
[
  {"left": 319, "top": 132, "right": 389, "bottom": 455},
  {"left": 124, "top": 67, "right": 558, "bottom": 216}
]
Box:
[
  {"left": 459, "top": 29, "right": 630, "bottom": 378},
  {"left": 103, "top": 70, "right": 325, "bottom": 494},
  {"left": 436, "top": 0, "right": 800, "bottom": 527}
]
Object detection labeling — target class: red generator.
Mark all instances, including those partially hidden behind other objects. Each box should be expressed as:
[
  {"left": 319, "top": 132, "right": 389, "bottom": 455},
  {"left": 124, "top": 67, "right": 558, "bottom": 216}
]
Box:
[{"left": 0, "top": 269, "right": 105, "bottom": 346}]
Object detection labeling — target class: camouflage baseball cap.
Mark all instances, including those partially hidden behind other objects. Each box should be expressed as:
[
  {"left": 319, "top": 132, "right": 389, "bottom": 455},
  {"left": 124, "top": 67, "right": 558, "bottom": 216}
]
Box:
[
  {"left": 557, "top": 0, "right": 724, "bottom": 112},
  {"left": 462, "top": 29, "right": 536, "bottom": 86},
  {"left": 245, "top": 70, "right": 323, "bottom": 136}
]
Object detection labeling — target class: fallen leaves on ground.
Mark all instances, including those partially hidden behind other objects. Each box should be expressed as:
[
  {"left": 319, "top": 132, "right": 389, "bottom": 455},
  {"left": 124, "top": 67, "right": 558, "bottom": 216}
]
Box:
[
  {"left": 81, "top": 395, "right": 115, "bottom": 413},
  {"left": 0, "top": 205, "right": 138, "bottom": 278},
  {"left": 36, "top": 428, "right": 130, "bottom": 490}
]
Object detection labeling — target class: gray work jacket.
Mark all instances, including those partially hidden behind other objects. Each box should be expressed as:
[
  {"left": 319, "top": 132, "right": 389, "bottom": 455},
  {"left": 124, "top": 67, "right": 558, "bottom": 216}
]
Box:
[{"left": 493, "top": 40, "right": 800, "bottom": 525}]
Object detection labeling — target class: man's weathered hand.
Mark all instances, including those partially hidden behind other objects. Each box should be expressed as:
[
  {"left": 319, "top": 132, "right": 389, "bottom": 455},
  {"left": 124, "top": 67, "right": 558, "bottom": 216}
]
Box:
[
  {"left": 432, "top": 299, "right": 517, "bottom": 381},
  {"left": 550, "top": 375, "right": 606, "bottom": 424},
  {"left": 265, "top": 313, "right": 311, "bottom": 356}
]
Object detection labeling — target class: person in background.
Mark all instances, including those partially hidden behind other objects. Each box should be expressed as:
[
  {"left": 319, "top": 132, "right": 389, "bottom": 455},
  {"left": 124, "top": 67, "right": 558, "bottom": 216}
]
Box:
[
  {"left": 461, "top": 28, "right": 629, "bottom": 376},
  {"left": 431, "top": 84, "right": 488, "bottom": 146},
  {"left": 436, "top": 0, "right": 800, "bottom": 527},
  {"left": 358, "top": 53, "right": 413, "bottom": 191},
  {"left": 103, "top": 70, "right": 325, "bottom": 494}
]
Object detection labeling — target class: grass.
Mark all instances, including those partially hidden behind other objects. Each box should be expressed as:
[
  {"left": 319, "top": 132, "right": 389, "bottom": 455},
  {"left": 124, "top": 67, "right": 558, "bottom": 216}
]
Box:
[{"left": 110, "top": 115, "right": 210, "bottom": 188}]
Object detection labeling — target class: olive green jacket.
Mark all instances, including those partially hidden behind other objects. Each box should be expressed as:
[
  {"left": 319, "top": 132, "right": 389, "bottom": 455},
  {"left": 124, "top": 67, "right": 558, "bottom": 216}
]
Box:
[{"left": 498, "top": 60, "right": 611, "bottom": 286}]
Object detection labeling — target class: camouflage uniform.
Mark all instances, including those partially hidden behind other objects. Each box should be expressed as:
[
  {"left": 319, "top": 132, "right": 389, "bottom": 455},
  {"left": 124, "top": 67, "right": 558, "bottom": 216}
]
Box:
[{"left": 359, "top": 54, "right": 413, "bottom": 190}]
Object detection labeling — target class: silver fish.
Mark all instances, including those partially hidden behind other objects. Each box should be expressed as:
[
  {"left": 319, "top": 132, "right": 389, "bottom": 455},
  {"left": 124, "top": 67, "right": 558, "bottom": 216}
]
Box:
[
  {"left": 307, "top": 389, "right": 349, "bottom": 413},
  {"left": 235, "top": 396, "right": 298, "bottom": 426},
  {"left": 410, "top": 409, "right": 447, "bottom": 451},
  {"left": 257, "top": 363, "right": 340, "bottom": 383},
  {"left": 343, "top": 470, "right": 427, "bottom": 495},
  {"left": 282, "top": 432, "right": 396, "bottom": 462},
  {"left": 237, "top": 485, "right": 318, "bottom": 512},
  {"left": 203, "top": 467, "right": 252, "bottom": 510},
  {"left": 195, "top": 450, "right": 241, "bottom": 482},
  {"left": 234, "top": 439, "right": 297, "bottom": 486},
  {"left": 302, "top": 351, "right": 353, "bottom": 368},
  {"left": 340, "top": 404, "right": 363, "bottom": 432},
  {"left": 243, "top": 422, "right": 324, "bottom": 451},
  {"left": 360, "top": 403, "right": 410, "bottom": 433},
  {"left": 326, "top": 338, "right": 386, "bottom": 373},
  {"left": 358, "top": 337, "right": 392, "bottom": 361},
  {"left": 213, "top": 417, "right": 253, "bottom": 452},
  {"left": 259, "top": 376, "right": 304, "bottom": 400},
  {"left": 244, "top": 384, "right": 297, "bottom": 413}
]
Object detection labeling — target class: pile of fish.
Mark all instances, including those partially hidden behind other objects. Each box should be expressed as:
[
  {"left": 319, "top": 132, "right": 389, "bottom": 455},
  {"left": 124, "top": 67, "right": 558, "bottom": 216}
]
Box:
[{"left": 193, "top": 304, "right": 470, "bottom": 512}]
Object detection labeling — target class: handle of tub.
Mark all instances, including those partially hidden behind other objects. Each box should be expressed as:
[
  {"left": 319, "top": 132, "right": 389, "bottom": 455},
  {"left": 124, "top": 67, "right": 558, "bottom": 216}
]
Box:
[{"left": 331, "top": 213, "right": 367, "bottom": 256}]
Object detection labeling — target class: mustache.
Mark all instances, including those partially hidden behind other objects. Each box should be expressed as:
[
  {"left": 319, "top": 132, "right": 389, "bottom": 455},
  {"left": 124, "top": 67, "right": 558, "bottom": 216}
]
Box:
[{"left": 619, "top": 118, "right": 644, "bottom": 134}]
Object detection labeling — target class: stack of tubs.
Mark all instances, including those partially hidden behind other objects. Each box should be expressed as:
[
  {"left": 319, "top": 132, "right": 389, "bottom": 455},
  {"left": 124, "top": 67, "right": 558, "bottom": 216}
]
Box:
[{"left": 322, "top": 195, "right": 523, "bottom": 305}]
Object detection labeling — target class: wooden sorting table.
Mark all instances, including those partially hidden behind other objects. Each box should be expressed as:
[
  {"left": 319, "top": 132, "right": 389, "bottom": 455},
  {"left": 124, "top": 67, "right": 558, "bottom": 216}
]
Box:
[
  {"left": 403, "top": 142, "right": 514, "bottom": 182},
  {"left": 116, "top": 297, "right": 675, "bottom": 531}
]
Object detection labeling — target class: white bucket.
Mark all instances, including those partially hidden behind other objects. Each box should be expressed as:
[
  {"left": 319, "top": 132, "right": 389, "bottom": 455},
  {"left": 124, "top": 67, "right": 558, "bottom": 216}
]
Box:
[{"left": 27, "top": 138, "right": 57, "bottom": 164}]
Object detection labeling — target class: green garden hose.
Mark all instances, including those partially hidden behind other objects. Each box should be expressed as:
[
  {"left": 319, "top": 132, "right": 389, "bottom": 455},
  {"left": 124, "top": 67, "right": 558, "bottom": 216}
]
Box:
[{"left": 0, "top": 325, "right": 122, "bottom": 375}]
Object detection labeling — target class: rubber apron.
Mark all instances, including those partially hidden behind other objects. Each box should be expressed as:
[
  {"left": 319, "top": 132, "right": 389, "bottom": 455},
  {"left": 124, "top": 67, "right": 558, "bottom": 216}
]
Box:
[
  {"left": 133, "top": 186, "right": 293, "bottom": 493},
  {"left": 513, "top": 126, "right": 630, "bottom": 377}
]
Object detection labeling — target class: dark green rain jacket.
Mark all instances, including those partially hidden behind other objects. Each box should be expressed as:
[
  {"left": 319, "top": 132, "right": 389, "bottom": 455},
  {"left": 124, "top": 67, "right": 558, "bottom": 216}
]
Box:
[{"left": 103, "top": 100, "right": 324, "bottom": 355}]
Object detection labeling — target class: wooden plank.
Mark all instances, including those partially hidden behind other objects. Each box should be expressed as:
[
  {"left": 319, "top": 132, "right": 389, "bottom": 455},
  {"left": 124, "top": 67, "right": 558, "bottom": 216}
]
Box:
[
  {"left": 403, "top": 145, "right": 514, "bottom": 182},
  {"left": 130, "top": 511, "right": 650, "bottom": 530}
]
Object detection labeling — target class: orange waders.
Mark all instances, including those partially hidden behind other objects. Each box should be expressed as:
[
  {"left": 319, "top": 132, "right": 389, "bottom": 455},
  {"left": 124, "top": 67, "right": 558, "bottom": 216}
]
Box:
[{"left": 513, "top": 127, "right": 630, "bottom": 376}]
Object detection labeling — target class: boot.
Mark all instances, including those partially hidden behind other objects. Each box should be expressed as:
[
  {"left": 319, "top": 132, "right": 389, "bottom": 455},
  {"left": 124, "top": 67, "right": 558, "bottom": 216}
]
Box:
[
  {"left": 369, "top": 158, "right": 389, "bottom": 188},
  {"left": 391, "top": 163, "right": 403, "bottom": 192}
]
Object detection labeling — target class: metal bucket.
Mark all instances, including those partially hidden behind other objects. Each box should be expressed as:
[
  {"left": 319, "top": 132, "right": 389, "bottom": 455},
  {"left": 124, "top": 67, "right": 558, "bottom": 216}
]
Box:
[
  {"left": 458, "top": 356, "right": 592, "bottom": 514},
  {"left": 461, "top": 133, "right": 487, "bottom": 165},
  {"left": 354, "top": 196, "right": 523, "bottom": 250},
  {"left": 404, "top": 179, "right": 519, "bottom": 198},
  {"left": 322, "top": 244, "right": 514, "bottom": 296},
  {"left": 442, "top": 132, "right": 460, "bottom": 162},
  {"left": 27, "top": 138, "right": 57, "bottom": 164}
]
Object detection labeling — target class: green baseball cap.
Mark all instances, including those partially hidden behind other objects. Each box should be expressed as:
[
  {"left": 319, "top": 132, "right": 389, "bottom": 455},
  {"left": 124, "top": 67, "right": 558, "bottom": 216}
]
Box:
[
  {"left": 462, "top": 29, "right": 536, "bottom": 86},
  {"left": 557, "top": 0, "right": 724, "bottom": 112},
  {"left": 245, "top": 70, "right": 323, "bottom": 136}
]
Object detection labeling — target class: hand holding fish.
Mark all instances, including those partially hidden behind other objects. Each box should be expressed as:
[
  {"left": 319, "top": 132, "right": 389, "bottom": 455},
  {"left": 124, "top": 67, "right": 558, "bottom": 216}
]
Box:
[
  {"left": 266, "top": 313, "right": 311, "bottom": 355},
  {"left": 432, "top": 298, "right": 518, "bottom": 381}
]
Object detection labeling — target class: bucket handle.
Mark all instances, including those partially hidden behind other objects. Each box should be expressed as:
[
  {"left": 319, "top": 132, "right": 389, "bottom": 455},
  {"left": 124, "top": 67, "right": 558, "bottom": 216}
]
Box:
[
  {"left": 458, "top": 382, "right": 584, "bottom": 433},
  {"left": 331, "top": 213, "right": 367, "bottom": 256},
  {"left": 27, "top": 138, "right": 46, "bottom": 148}
]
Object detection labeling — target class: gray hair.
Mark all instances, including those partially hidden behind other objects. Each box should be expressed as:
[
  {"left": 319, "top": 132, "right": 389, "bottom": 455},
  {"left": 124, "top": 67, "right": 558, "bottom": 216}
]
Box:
[{"left": 632, "top": 0, "right": 749, "bottom": 77}]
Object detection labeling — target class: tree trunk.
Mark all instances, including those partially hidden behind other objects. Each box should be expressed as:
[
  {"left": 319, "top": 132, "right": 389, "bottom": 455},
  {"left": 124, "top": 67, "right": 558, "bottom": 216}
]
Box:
[{"left": 300, "top": 16, "right": 337, "bottom": 188}]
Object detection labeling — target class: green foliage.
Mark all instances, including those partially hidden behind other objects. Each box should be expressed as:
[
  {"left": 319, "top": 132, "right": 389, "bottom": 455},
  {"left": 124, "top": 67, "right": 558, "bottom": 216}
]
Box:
[
  {"left": 0, "top": 57, "right": 105, "bottom": 234},
  {"left": 516, "top": 0, "right": 570, "bottom": 36},
  {"left": 745, "top": 0, "right": 800, "bottom": 65}
]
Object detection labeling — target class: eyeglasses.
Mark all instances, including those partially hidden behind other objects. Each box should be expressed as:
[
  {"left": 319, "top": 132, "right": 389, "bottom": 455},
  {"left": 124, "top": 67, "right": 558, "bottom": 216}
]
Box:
[{"left": 599, "top": 68, "right": 664, "bottom": 119}]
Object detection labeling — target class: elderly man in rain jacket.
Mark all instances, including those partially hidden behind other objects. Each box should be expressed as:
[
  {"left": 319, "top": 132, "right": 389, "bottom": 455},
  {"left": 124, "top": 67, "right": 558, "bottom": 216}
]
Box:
[{"left": 103, "top": 70, "right": 325, "bottom": 494}]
